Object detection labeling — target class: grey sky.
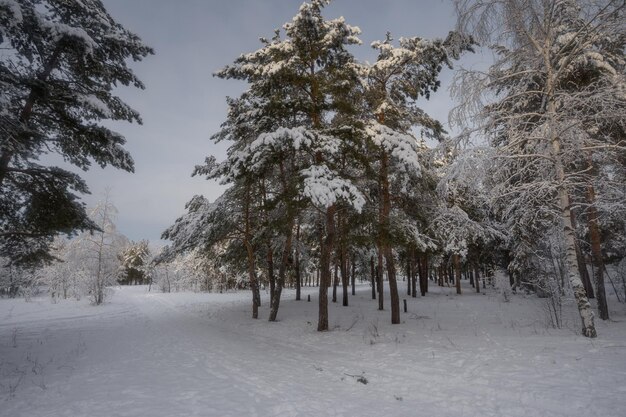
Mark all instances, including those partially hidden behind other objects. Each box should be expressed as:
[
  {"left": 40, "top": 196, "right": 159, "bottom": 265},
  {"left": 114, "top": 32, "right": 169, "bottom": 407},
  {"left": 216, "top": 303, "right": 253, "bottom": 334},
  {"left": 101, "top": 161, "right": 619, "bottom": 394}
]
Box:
[{"left": 75, "top": 0, "right": 485, "bottom": 243}]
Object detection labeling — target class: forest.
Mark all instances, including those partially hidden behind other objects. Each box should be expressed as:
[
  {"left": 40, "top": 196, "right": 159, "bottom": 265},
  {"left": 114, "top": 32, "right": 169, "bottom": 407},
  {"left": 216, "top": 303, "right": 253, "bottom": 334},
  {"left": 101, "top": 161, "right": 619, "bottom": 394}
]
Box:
[
  {"left": 160, "top": 0, "right": 625, "bottom": 339},
  {"left": 1, "top": 0, "right": 625, "bottom": 338},
  {"left": 1, "top": 1, "right": 626, "bottom": 415},
  {"left": 0, "top": 0, "right": 626, "bottom": 337}
]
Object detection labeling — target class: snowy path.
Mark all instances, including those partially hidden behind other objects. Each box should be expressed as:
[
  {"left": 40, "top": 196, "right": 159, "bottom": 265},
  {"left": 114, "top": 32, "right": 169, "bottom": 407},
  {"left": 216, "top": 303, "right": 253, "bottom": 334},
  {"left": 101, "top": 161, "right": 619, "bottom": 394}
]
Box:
[{"left": 1, "top": 285, "right": 626, "bottom": 417}]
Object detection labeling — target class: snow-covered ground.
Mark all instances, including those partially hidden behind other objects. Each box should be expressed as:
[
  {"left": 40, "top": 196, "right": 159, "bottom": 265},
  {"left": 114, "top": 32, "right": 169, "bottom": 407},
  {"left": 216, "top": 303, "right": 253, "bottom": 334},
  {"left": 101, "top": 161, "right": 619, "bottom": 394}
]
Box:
[{"left": 1, "top": 283, "right": 625, "bottom": 417}]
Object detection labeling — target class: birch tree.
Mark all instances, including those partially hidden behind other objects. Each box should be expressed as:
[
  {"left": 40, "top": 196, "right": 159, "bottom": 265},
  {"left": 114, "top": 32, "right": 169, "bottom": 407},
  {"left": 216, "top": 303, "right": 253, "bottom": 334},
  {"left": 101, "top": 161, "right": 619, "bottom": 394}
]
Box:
[{"left": 452, "top": 0, "right": 626, "bottom": 337}]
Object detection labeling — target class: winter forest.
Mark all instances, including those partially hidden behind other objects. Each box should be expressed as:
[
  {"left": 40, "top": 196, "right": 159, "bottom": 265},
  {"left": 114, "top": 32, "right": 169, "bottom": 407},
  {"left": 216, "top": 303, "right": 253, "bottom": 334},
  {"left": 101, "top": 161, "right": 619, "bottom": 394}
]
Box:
[{"left": 1, "top": 1, "right": 625, "bottom": 416}]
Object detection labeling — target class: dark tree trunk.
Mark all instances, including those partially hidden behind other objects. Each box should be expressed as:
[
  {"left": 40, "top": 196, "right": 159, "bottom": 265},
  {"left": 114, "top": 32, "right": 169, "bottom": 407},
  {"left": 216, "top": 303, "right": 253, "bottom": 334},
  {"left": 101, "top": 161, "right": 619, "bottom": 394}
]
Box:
[
  {"left": 243, "top": 184, "right": 260, "bottom": 319},
  {"left": 411, "top": 250, "right": 417, "bottom": 298},
  {"left": 269, "top": 221, "right": 293, "bottom": 321},
  {"left": 341, "top": 246, "right": 349, "bottom": 307},
  {"left": 378, "top": 149, "right": 399, "bottom": 323},
  {"left": 332, "top": 262, "right": 338, "bottom": 303},
  {"left": 453, "top": 254, "right": 462, "bottom": 295},
  {"left": 438, "top": 265, "right": 444, "bottom": 287},
  {"left": 295, "top": 223, "right": 301, "bottom": 301},
  {"left": 587, "top": 184, "right": 608, "bottom": 320},
  {"left": 567, "top": 201, "right": 595, "bottom": 299},
  {"left": 245, "top": 242, "right": 260, "bottom": 319},
  {"left": 385, "top": 247, "right": 400, "bottom": 324},
  {"left": 419, "top": 253, "right": 428, "bottom": 296},
  {"left": 351, "top": 256, "right": 356, "bottom": 296},
  {"left": 370, "top": 256, "right": 376, "bottom": 300},
  {"left": 575, "top": 241, "right": 594, "bottom": 299},
  {"left": 406, "top": 255, "right": 412, "bottom": 296},
  {"left": 317, "top": 206, "right": 335, "bottom": 331},
  {"left": 377, "top": 248, "right": 384, "bottom": 311},
  {"left": 474, "top": 264, "right": 481, "bottom": 294},
  {"left": 267, "top": 246, "right": 275, "bottom": 307}
]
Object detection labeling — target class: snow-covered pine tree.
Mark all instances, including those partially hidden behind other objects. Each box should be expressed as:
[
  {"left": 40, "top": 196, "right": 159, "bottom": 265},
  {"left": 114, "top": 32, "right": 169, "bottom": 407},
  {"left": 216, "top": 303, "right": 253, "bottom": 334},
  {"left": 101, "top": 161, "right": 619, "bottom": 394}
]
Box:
[
  {"left": 213, "top": 0, "right": 364, "bottom": 329},
  {"left": 0, "top": 0, "right": 152, "bottom": 265},
  {"left": 162, "top": 185, "right": 264, "bottom": 318},
  {"left": 452, "top": 0, "right": 626, "bottom": 337},
  {"left": 119, "top": 240, "right": 151, "bottom": 286},
  {"left": 360, "top": 31, "right": 474, "bottom": 322},
  {"left": 433, "top": 146, "right": 505, "bottom": 295}
]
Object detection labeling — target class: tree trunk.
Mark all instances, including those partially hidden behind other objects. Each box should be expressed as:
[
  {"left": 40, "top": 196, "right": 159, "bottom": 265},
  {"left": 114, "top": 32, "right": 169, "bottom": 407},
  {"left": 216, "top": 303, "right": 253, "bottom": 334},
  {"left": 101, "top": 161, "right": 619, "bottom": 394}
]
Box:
[
  {"left": 370, "top": 255, "right": 376, "bottom": 300},
  {"left": 378, "top": 149, "right": 395, "bottom": 315},
  {"left": 545, "top": 44, "right": 596, "bottom": 337},
  {"left": 411, "top": 250, "right": 417, "bottom": 298},
  {"left": 569, "top": 200, "right": 595, "bottom": 299},
  {"left": 474, "top": 264, "right": 481, "bottom": 294},
  {"left": 267, "top": 246, "right": 275, "bottom": 308},
  {"left": 317, "top": 206, "right": 335, "bottom": 331},
  {"left": 332, "top": 262, "right": 338, "bottom": 303},
  {"left": 245, "top": 242, "right": 260, "bottom": 319},
  {"left": 341, "top": 246, "right": 349, "bottom": 307},
  {"left": 385, "top": 247, "right": 400, "bottom": 324},
  {"left": 453, "top": 254, "right": 462, "bottom": 295},
  {"left": 295, "top": 223, "right": 301, "bottom": 301},
  {"left": 419, "top": 253, "right": 428, "bottom": 296},
  {"left": 379, "top": 151, "right": 399, "bottom": 321},
  {"left": 574, "top": 239, "right": 594, "bottom": 299},
  {"left": 351, "top": 256, "right": 356, "bottom": 296},
  {"left": 377, "top": 248, "right": 384, "bottom": 311},
  {"left": 244, "top": 184, "right": 260, "bottom": 319},
  {"left": 269, "top": 221, "right": 293, "bottom": 321},
  {"left": 587, "top": 183, "right": 608, "bottom": 320},
  {"left": 406, "top": 255, "right": 412, "bottom": 296},
  {"left": 557, "top": 186, "right": 597, "bottom": 336}
]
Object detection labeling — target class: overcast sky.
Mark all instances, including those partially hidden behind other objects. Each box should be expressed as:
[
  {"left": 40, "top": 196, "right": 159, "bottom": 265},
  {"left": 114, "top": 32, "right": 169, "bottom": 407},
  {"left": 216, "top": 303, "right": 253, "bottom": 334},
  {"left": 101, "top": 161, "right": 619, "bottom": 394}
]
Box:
[{"left": 75, "top": 0, "right": 487, "bottom": 244}]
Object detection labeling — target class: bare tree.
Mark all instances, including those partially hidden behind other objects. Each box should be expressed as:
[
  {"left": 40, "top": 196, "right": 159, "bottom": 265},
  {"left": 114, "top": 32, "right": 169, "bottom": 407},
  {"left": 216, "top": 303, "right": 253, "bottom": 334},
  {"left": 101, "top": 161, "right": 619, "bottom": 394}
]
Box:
[{"left": 73, "top": 191, "right": 127, "bottom": 305}]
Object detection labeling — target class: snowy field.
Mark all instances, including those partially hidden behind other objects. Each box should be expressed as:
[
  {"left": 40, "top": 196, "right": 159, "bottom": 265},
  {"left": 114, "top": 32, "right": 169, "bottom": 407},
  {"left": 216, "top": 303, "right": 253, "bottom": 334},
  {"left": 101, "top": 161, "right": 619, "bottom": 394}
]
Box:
[{"left": 1, "top": 283, "right": 625, "bottom": 417}]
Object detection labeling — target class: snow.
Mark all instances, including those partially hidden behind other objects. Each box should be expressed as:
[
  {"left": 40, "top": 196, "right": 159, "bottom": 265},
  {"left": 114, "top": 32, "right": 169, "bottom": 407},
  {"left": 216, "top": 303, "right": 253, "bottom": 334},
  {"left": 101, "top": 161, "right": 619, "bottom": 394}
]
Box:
[
  {"left": 301, "top": 164, "right": 365, "bottom": 212},
  {"left": 1, "top": 283, "right": 625, "bottom": 417},
  {"left": 0, "top": 0, "right": 22, "bottom": 25},
  {"left": 39, "top": 19, "right": 98, "bottom": 54},
  {"left": 75, "top": 94, "right": 112, "bottom": 118},
  {"left": 365, "top": 121, "right": 422, "bottom": 175}
]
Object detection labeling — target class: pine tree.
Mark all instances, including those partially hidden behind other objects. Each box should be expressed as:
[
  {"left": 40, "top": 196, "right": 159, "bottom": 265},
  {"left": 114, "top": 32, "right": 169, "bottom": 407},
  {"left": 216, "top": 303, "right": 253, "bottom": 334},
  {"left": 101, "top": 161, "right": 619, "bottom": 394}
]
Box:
[
  {"left": 360, "top": 31, "right": 474, "bottom": 322},
  {"left": 214, "top": 0, "right": 363, "bottom": 328},
  {"left": 119, "top": 240, "right": 151, "bottom": 285},
  {"left": 0, "top": 0, "right": 153, "bottom": 265}
]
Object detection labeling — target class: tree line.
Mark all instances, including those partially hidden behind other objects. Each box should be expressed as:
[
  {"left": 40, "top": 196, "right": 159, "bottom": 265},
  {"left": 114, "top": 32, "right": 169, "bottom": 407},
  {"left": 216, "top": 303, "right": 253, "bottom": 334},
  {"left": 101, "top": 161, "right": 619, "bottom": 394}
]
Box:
[
  {"left": 161, "top": 0, "right": 626, "bottom": 339},
  {"left": 1, "top": 1, "right": 624, "bottom": 339}
]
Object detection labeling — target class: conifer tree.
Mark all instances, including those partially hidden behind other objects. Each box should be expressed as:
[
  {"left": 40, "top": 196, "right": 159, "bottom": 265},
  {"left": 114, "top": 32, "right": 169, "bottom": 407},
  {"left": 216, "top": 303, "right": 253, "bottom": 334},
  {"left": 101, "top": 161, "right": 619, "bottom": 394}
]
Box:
[
  {"left": 0, "top": 0, "right": 153, "bottom": 265},
  {"left": 214, "top": 0, "right": 364, "bottom": 328},
  {"left": 360, "top": 32, "right": 474, "bottom": 323}
]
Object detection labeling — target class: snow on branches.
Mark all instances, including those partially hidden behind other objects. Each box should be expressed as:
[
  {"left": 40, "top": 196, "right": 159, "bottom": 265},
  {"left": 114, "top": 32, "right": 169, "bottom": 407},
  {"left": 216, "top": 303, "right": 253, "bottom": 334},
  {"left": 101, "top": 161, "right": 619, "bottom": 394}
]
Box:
[{"left": 301, "top": 164, "right": 365, "bottom": 212}]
